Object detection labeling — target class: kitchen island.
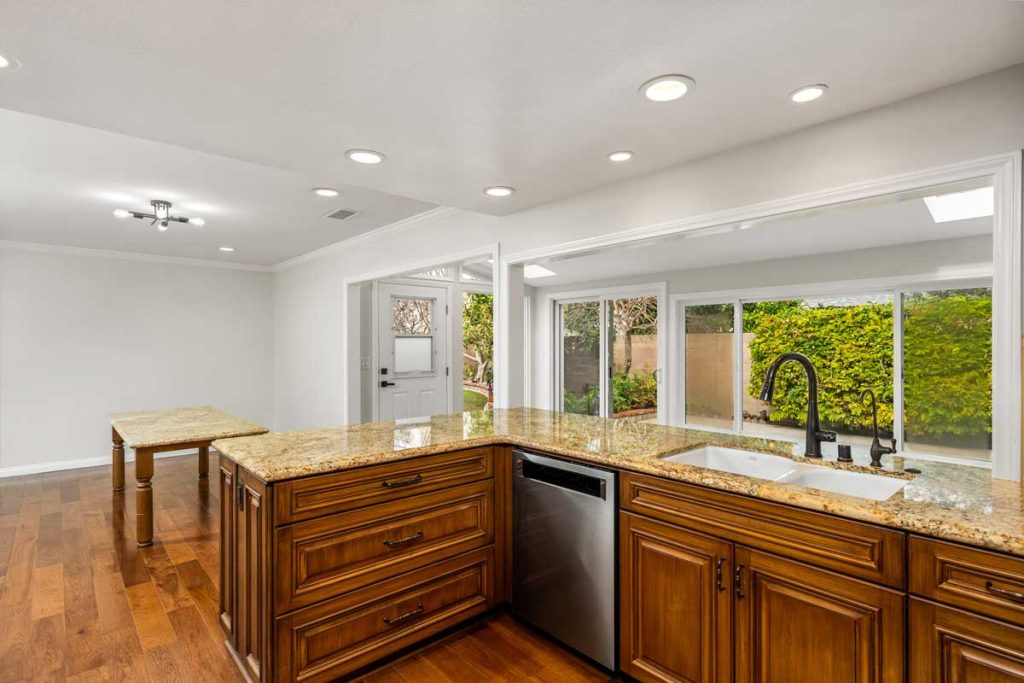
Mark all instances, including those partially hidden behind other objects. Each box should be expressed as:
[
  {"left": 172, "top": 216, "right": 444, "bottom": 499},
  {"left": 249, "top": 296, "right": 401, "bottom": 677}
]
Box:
[{"left": 215, "top": 408, "right": 1024, "bottom": 683}]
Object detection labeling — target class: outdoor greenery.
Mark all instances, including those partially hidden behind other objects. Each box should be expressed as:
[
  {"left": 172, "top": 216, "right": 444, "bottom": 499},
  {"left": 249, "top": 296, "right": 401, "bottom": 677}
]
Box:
[
  {"left": 744, "top": 290, "right": 991, "bottom": 443},
  {"left": 462, "top": 292, "right": 493, "bottom": 384},
  {"left": 463, "top": 389, "right": 488, "bottom": 411},
  {"left": 903, "top": 290, "right": 992, "bottom": 441}
]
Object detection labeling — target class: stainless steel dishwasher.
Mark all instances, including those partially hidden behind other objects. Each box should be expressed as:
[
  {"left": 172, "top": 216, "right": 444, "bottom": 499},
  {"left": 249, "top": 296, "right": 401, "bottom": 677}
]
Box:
[{"left": 512, "top": 449, "right": 617, "bottom": 670}]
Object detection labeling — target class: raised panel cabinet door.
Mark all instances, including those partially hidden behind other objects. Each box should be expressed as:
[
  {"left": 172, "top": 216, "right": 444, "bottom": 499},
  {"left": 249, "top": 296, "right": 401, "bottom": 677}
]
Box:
[
  {"left": 620, "top": 512, "right": 733, "bottom": 683},
  {"left": 734, "top": 547, "right": 904, "bottom": 683},
  {"left": 910, "top": 597, "right": 1024, "bottom": 682},
  {"left": 218, "top": 457, "right": 237, "bottom": 644},
  {"left": 236, "top": 468, "right": 271, "bottom": 683}
]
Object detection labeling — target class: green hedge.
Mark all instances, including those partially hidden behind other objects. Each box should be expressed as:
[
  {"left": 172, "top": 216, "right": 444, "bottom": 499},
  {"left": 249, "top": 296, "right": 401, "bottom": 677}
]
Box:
[
  {"left": 745, "top": 292, "right": 991, "bottom": 441},
  {"left": 563, "top": 371, "right": 658, "bottom": 416}
]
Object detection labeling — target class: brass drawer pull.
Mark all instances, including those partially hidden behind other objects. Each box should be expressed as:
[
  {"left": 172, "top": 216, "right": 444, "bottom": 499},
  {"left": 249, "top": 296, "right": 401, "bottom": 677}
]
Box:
[
  {"left": 382, "top": 474, "right": 423, "bottom": 489},
  {"left": 384, "top": 603, "right": 424, "bottom": 626},
  {"left": 985, "top": 581, "right": 1024, "bottom": 604},
  {"left": 383, "top": 531, "right": 425, "bottom": 548}
]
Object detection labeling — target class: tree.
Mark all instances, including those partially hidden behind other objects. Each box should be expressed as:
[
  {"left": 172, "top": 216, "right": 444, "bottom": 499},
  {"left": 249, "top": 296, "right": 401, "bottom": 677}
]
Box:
[
  {"left": 462, "top": 293, "right": 494, "bottom": 384},
  {"left": 612, "top": 296, "right": 657, "bottom": 373}
]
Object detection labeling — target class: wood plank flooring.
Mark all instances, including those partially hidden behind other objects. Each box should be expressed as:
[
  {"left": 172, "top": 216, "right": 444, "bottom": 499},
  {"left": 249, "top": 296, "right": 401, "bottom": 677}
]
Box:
[{"left": 0, "top": 454, "right": 616, "bottom": 683}]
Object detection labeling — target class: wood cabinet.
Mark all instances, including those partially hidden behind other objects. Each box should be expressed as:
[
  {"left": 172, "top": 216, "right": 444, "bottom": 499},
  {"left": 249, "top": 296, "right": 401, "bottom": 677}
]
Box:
[
  {"left": 910, "top": 598, "right": 1024, "bottom": 681},
  {"left": 620, "top": 512, "right": 732, "bottom": 683},
  {"left": 734, "top": 547, "right": 904, "bottom": 683},
  {"left": 222, "top": 447, "right": 498, "bottom": 682}
]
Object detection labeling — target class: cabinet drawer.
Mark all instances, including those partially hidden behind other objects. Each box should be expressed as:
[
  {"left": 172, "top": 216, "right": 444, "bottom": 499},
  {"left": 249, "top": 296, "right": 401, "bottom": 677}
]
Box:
[
  {"left": 621, "top": 472, "right": 905, "bottom": 588},
  {"left": 274, "top": 447, "right": 494, "bottom": 525},
  {"left": 275, "top": 547, "right": 495, "bottom": 683},
  {"left": 275, "top": 480, "right": 494, "bottom": 614},
  {"left": 910, "top": 598, "right": 1024, "bottom": 681},
  {"left": 910, "top": 535, "right": 1024, "bottom": 627}
]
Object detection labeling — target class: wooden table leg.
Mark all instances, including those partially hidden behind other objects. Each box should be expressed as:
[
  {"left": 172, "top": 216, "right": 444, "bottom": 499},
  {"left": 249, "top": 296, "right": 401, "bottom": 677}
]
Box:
[
  {"left": 198, "top": 445, "right": 210, "bottom": 479},
  {"left": 112, "top": 427, "right": 125, "bottom": 492},
  {"left": 135, "top": 448, "right": 155, "bottom": 547}
]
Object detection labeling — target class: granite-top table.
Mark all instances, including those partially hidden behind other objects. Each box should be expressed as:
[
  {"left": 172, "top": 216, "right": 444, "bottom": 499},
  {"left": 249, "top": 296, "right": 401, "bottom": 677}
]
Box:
[{"left": 110, "top": 406, "right": 268, "bottom": 547}]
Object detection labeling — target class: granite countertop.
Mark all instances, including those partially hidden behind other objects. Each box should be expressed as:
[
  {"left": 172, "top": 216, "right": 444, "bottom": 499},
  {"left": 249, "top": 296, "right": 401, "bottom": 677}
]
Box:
[
  {"left": 214, "top": 408, "right": 1024, "bottom": 556},
  {"left": 111, "top": 406, "right": 268, "bottom": 448}
]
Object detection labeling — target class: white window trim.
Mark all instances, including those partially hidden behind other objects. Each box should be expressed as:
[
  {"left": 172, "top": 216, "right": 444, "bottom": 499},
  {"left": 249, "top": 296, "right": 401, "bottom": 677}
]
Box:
[
  {"left": 672, "top": 271, "right": 996, "bottom": 468},
  {"left": 546, "top": 282, "right": 668, "bottom": 423}
]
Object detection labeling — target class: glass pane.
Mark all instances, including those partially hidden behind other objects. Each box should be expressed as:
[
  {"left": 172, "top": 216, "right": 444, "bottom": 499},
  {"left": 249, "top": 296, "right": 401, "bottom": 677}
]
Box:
[
  {"left": 462, "top": 292, "right": 494, "bottom": 411},
  {"left": 392, "top": 297, "right": 432, "bottom": 335},
  {"left": 903, "top": 288, "right": 991, "bottom": 460},
  {"left": 609, "top": 296, "right": 659, "bottom": 422},
  {"left": 394, "top": 336, "right": 433, "bottom": 373},
  {"left": 742, "top": 295, "right": 894, "bottom": 448},
  {"left": 685, "top": 304, "right": 735, "bottom": 429},
  {"left": 561, "top": 301, "right": 600, "bottom": 415}
]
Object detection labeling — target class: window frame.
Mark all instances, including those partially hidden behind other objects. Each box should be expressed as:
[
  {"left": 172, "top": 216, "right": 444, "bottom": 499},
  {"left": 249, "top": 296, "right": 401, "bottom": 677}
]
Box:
[{"left": 671, "top": 270, "right": 995, "bottom": 466}]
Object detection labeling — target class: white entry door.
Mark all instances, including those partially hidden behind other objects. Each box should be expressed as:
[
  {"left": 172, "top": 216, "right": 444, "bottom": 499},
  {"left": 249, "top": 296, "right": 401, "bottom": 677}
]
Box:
[{"left": 377, "top": 283, "right": 450, "bottom": 421}]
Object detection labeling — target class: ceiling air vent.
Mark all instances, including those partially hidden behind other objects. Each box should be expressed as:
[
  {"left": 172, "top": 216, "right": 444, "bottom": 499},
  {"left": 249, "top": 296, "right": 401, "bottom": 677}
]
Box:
[{"left": 326, "top": 208, "right": 358, "bottom": 221}]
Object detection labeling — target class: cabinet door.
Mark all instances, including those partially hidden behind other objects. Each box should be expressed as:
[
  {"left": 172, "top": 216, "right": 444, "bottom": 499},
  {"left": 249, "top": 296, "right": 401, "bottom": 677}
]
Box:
[
  {"left": 910, "top": 597, "right": 1024, "bottom": 682},
  {"left": 236, "top": 468, "right": 270, "bottom": 683},
  {"left": 620, "top": 512, "right": 733, "bottom": 683},
  {"left": 734, "top": 547, "right": 904, "bottom": 683},
  {"left": 218, "top": 457, "right": 236, "bottom": 643}
]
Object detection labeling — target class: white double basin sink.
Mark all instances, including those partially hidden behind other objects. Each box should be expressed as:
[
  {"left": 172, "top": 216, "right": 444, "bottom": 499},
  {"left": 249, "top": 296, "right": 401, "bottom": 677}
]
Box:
[{"left": 664, "top": 446, "right": 909, "bottom": 501}]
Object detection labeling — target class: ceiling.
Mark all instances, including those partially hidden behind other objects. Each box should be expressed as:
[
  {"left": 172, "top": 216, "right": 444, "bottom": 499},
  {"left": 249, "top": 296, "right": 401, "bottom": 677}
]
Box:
[
  {"left": 0, "top": 108, "right": 434, "bottom": 266},
  {"left": 528, "top": 190, "right": 993, "bottom": 287},
  {"left": 0, "top": 0, "right": 1022, "bottom": 223}
]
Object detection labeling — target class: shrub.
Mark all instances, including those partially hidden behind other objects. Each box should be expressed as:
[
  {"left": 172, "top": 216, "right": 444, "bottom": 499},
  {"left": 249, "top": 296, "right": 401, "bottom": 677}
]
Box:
[{"left": 613, "top": 372, "right": 657, "bottom": 413}]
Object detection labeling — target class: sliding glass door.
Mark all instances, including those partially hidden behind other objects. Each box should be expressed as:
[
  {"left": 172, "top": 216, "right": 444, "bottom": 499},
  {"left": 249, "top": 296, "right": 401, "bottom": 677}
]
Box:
[{"left": 558, "top": 293, "right": 661, "bottom": 421}]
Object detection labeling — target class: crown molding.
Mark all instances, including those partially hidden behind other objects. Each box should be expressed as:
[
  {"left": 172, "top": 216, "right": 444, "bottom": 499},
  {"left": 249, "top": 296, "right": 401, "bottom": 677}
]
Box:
[
  {"left": 272, "top": 206, "right": 463, "bottom": 272},
  {"left": 0, "top": 240, "right": 272, "bottom": 272}
]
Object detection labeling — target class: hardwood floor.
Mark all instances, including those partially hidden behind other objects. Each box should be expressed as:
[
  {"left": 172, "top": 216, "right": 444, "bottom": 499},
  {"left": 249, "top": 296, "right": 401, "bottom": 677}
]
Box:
[{"left": 0, "top": 454, "right": 615, "bottom": 683}]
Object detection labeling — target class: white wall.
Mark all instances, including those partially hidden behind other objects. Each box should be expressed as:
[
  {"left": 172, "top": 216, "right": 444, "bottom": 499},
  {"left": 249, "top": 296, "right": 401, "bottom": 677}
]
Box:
[
  {"left": 273, "top": 65, "right": 1024, "bottom": 431},
  {"left": 0, "top": 247, "right": 274, "bottom": 474},
  {"left": 527, "top": 234, "right": 993, "bottom": 410}
]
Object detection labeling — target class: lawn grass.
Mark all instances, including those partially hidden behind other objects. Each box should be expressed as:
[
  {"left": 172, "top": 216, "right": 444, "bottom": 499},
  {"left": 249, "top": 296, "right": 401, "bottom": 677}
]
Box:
[{"left": 463, "top": 388, "right": 488, "bottom": 411}]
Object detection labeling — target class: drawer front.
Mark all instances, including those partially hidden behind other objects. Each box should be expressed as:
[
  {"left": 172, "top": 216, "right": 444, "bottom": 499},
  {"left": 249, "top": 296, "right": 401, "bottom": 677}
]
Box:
[
  {"left": 275, "top": 481, "right": 494, "bottom": 613},
  {"left": 274, "top": 447, "right": 494, "bottom": 525},
  {"left": 275, "top": 547, "right": 495, "bottom": 683},
  {"left": 621, "top": 472, "right": 905, "bottom": 588},
  {"left": 910, "top": 535, "right": 1024, "bottom": 627}
]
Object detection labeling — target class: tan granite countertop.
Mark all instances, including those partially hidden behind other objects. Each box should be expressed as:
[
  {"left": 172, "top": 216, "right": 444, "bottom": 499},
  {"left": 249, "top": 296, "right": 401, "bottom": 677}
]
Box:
[
  {"left": 111, "top": 406, "right": 268, "bottom": 448},
  {"left": 214, "top": 408, "right": 1024, "bottom": 556}
]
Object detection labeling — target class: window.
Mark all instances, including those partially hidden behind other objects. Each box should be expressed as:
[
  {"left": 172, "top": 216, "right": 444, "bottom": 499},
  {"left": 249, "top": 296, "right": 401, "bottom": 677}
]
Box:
[
  {"left": 392, "top": 296, "right": 434, "bottom": 374},
  {"left": 559, "top": 300, "right": 601, "bottom": 415},
  {"left": 681, "top": 283, "right": 992, "bottom": 461},
  {"left": 608, "top": 296, "right": 659, "bottom": 421},
  {"left": 462, "top": 291, "right": 494, "bottom": 411}
]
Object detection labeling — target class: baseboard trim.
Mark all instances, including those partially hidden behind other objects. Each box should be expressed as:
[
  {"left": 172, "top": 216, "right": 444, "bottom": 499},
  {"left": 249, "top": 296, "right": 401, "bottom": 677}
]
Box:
[{"left": 0, "top": 449, "right": 198, "bottom": 479}]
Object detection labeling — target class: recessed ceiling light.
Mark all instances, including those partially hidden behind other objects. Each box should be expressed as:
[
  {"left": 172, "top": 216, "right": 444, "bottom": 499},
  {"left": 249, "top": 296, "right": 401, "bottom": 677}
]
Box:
[
  {"left": 923, "top": 187, "right": 994, "bottom": 223},
  {"left": 113, "top": 208, "right": 131, "bottom": 219},
  {"left": 639, "top": 75, "right": 695, "bottom": 102},
  {"left": 312, "top": 187, "right": 339, "bottom": 197},
  {"left": 346, "top": 149, "right": 385, "bottom": 164},
  {"left": 484, "top": 186, "right": 515, "bottom": 198},
  {"left": 790, "top": 84, "right": 828, "bottom": 103},
  {"left": 219, "top": 246, "right": 235, "bottom": 252},
  {"left": 188, "top": 217, "right": 206, "bottom": 226},
  {"left": 0, "top": 52, "right": 21, "bottom": 71},
  {"left": 608, "top": 150, "right": 633, "bottom": 162},
  {"left": 524, "top": 264, "right": 557, "bottom": 279}
]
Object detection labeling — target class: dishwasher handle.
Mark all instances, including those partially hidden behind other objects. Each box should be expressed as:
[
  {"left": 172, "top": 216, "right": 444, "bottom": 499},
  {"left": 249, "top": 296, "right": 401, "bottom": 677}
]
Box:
[{"left": 516, "top": 457, "right": 608, "bottom": 499}]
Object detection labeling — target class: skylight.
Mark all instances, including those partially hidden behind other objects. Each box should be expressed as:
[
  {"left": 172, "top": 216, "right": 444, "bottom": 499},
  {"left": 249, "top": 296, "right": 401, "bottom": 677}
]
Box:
[
  {"left": 524, "top": 264, "right": 557, "bottom": 279},
  {"left": 923, "top": 187, "right": 994, "bottom": 223}
]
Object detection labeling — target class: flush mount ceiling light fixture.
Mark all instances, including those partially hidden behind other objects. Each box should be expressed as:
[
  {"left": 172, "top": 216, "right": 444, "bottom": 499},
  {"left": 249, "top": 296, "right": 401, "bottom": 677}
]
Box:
[
  {"left": 923, "top": 186, "right": 994, "bottom": 223},
  {"left": 790, "top": 84, "right": 829, "bottom": 103},
  {"left": 346, "top": 149, "right": 385, "bottom": 164},
  {"left": 608, "top": 150, "right": 634, "bottom": 162},
  {"left": 113, "top": 199, "right": 205, "bottom": 232},
  {"left": 312, "top": 187, "right": 339, "bottom": 197},
  {"left": 484, "top": 186, "right": 515, "bottom": 197},
  {"left": 0, "top": 51, "right": 21, "bottom": 72},
  {"left": 219, "top": 246, "right": 235, "bottom": 252},
  {"left": 639, "top": 74, "right": 695, "bottom": 102}
]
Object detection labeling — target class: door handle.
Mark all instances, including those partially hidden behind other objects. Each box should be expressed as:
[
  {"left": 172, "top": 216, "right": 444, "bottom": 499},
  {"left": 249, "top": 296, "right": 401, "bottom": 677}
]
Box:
[
  {"left": 380, "top": 380, "right": 396, "bottom": 387},
  {"left": 735, "top": 564, "right": 745, "bottom": 599},
  {"left": 715, "top": 557, "right": 726, "bottom": 592}
]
